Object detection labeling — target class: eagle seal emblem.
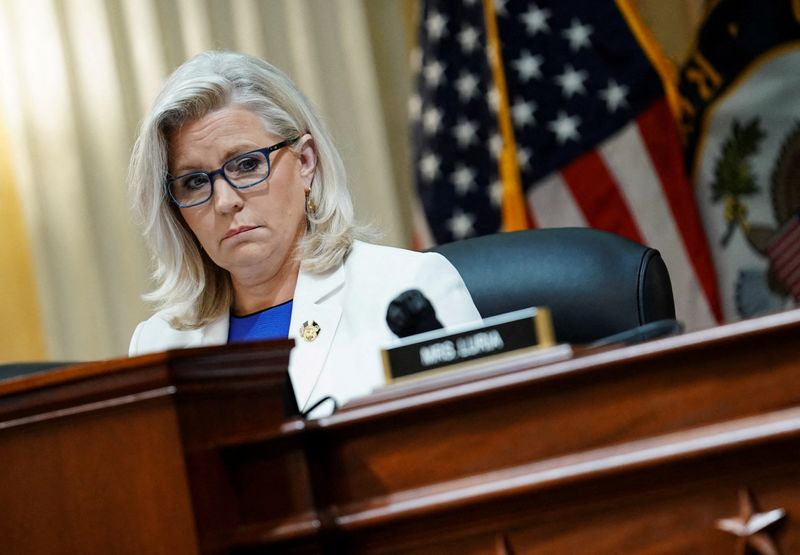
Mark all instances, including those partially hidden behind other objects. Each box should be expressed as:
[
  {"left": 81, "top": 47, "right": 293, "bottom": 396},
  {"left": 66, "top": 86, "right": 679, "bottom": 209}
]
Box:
[{"left": 299, "top": 320, "right": 321, "bottom": 342}]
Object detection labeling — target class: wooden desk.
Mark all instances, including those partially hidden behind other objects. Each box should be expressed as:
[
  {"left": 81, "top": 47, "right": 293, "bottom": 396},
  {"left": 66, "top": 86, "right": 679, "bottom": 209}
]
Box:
[{"left": 1, "top": 309, "right": 799, "bottom": 554}]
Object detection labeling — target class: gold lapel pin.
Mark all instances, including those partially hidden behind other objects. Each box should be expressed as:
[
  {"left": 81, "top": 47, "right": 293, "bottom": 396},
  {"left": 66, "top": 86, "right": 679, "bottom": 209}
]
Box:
[{"left": 300, "top": 320, "right": 321, "bottom": 342}]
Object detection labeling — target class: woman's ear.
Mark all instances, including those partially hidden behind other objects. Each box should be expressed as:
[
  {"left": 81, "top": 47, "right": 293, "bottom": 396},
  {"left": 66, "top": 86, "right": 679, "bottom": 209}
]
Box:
[{"left": 297, "top": 133, "right": 317, "bottom": 190}]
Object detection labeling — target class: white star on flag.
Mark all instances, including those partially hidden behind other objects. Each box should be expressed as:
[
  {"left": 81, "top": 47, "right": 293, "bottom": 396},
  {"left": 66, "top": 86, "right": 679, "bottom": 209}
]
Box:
[
  {"left": 423, "top": 60, "right": 446, "bottom": 88},
  {"left": 419, "top": 151, "right": 441, "bottom": 182},
  {"left": 599, "top": 79, "right": 630, "bottom": 112},
  {"left": 458, "top": 25, "right": 480, "bottom": 53},
  {"left": 493, "top": 0, "right": 509, "bottom": 17},
  {"left": 489, "top": 180, "right": 504, "bottom": 208},
  {"left": 555, "top": 64, "right": 588, "bottom": 98},
  {"left": 453, "top": 119, "right": 479, "bottom": 148},
  {"left": 451, "top": 164, "right": 477, "bottom": 195},
  {"left": 455, "top": 71, "right": 480, "bottom": 101},
  {"left": 425, "top": 11, "right": 448, "bottom": 41},
  {"left": 446, "top": 208, "right": 476, "bottom": 239},
  {"left": 489, "top": 133, "right": 503, "bottom": 159},
  {"left": 548, "top": 111, "right": 581, "bottom": 143},
  {"left": 521, "top": 4, "right": 551, "bottom": 35},
  {"left": 517, "top": 147, "right": 532, "bottom": 170},
  {"left": 422, "top": 106, "right": 443, "bottom": 135},
  {"left": 511, "top": 98, "right": 537, "bottom": 127},
  {"left": 562, "top": 18, "right": 593, "bottom": 51},
  {"left": 512, "top": 51, "right": 544, "bottom": 82},
  {"left": 487, "top": 86, "right": 500, "bottom": 112}
]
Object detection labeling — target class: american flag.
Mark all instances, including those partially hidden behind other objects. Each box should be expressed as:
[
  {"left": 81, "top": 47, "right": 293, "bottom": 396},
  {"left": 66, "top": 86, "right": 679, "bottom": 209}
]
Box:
[
  {"left": 767, "top": 212, "right": 800, "bottom": 301},
  {"left": 410, "top": 0, "right": 722, "bottom": 330}
]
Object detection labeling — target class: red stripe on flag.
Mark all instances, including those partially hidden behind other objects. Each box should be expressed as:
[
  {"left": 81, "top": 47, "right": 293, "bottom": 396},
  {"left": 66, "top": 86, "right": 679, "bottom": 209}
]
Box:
[
  {"left": 785, "top": 246, "right": 800, "bottom": 272},
  {"left": 560, "top": 150, "right": 643, "bottom": 242},
  {"left": 787, "top": 268, "right": 800, "bottom": 288},
  {"left": 526, "top": 206, "right": 538, "bottom": 229},
  {"left": 637, "top": 99, "right": 722, "bottom": 322},
  {"left": 767, "top": 217, "right": 800, "bottom": 298},
  {"left": 787, "top": 263, "right": 800, "bottom": 297},
  {"left": 773, "top": 241, "right": 800, "bottom": 283},
  {"left": 781, "top": 264, "right": 799, "bottom": 283},
  {"left": 773, "top": 245, "right": 799, "bottom": 268},
  {"left": 767, "top": 219, "right": 800, "bottom": 260}
]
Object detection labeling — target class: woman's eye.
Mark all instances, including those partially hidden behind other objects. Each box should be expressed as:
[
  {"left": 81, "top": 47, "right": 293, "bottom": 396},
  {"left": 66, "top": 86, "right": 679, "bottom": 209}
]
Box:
[
  {"left": 182, "top": 174, "right": 210, "bottom": 190},
  {"left": 235, "top": 157, "right": 261, "bottom": 173}
]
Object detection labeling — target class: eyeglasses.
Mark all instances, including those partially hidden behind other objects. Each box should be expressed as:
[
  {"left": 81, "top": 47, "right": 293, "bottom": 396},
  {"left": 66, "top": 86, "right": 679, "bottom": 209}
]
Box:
[{"left": 166, "top": 137, "right": 299, "bottom": 208}]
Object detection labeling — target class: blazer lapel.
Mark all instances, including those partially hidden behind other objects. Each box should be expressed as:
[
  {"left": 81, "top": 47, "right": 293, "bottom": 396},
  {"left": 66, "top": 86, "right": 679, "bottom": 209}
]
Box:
[{"left": 288, "top": 262, "right": 345, "bottom": 412}]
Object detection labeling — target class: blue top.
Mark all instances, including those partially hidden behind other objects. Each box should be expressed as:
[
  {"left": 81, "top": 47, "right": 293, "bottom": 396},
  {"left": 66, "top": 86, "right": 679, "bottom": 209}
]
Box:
[{"left": 227, "top": 299, "right": 293, "bottom": 343}]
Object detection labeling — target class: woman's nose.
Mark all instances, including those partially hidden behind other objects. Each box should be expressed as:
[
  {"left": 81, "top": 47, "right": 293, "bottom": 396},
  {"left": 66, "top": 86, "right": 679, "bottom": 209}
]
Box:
[{"left": 211, "top": 175, "right": 243, "bottom": 213}]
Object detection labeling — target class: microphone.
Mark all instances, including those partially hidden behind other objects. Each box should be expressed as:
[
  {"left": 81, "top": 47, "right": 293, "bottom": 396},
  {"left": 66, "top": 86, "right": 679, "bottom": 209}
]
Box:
[{"left": 386, "top": 289, "right": 444, "bottom": 338}]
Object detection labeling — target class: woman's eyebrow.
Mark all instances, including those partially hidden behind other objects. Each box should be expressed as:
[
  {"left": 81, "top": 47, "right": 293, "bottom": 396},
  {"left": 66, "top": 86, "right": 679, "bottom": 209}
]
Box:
[{"left": 172, "top": 144, "right": 259, "bottom": 174}]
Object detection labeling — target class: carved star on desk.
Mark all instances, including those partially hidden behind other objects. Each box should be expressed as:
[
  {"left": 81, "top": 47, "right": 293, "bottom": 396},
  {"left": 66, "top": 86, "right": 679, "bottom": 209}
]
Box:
[
  {"left": 716, "top": 488, "right": 786, "bottom": 555},
  {"left": 494, "top": 533, "right": 515, "bottom": 555}
]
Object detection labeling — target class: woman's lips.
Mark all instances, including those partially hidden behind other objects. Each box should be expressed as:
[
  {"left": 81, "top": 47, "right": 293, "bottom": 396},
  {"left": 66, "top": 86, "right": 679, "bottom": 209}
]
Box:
[{"left": 223, "top": 226, "right": 258, "bottom": 241}]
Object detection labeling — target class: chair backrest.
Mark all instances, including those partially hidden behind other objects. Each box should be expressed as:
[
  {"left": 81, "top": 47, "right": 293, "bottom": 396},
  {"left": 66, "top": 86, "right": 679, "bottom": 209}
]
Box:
[
  {"left": 430, "top": 227, "right": 676, "bottom": 344},
  {"left": 0, "top": 361, "right": 76, "bottom": 381}
]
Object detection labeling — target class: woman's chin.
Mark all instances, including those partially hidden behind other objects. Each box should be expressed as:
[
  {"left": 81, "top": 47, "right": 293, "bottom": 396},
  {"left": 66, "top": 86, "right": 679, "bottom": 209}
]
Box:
[{"left": 221, "top": 243, "right": 287, "bottom": 275}]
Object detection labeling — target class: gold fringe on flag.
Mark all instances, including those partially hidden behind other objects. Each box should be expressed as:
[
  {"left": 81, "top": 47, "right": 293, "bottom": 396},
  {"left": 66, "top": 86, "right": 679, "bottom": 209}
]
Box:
[
  {"left": 615, "top": 0, "right": 682, "bottom": 119},
  {"left": 482, "top": 0, "right": 529, "bottom": 231}
]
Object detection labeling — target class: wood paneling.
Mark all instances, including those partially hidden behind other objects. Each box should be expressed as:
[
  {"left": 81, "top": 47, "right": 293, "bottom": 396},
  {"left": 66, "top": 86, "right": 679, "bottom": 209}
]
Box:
[{"left": 1, "top": 309, "right": 799, "bottom": 553}]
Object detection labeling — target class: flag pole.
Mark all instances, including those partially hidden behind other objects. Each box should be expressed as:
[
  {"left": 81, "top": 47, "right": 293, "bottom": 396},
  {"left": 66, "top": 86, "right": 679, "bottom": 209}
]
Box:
[{"left": 482, "top": 0, "right": 530, "bottom": 231}]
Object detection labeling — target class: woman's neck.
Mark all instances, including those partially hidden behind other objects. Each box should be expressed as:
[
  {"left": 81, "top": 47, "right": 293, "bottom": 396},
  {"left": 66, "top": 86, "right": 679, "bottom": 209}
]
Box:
[{"left": 230, "top": 260, "right": 300, "bottom": 316}]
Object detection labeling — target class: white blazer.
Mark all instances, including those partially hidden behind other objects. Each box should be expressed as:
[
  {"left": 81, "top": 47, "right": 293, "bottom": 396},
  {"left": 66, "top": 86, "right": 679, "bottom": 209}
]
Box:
[{"left": 129, "top": 241, "right": 481, "bottom": 416}]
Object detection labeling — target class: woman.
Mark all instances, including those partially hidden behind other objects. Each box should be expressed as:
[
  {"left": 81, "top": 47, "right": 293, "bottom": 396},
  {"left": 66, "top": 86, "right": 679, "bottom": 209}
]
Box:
[{"left": 128, "top": 51, "right": 480, "bottom": 416}]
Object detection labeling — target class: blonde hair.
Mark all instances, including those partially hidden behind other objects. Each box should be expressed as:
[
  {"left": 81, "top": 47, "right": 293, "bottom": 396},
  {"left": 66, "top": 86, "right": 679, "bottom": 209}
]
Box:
[{"left": 129, "top": 51, "right": 358, "bottom": 328}]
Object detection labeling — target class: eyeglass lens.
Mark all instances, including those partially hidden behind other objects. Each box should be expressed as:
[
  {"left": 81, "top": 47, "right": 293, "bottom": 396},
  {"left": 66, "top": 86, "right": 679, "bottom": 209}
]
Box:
[{"left": 169, "top": 150, "right": 270, "bottom": 207}]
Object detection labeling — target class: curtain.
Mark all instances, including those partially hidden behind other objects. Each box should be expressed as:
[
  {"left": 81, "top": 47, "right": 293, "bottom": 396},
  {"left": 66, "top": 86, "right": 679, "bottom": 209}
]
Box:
[{"left": 0, "top": 114, "right": 46, "bottom": 361}]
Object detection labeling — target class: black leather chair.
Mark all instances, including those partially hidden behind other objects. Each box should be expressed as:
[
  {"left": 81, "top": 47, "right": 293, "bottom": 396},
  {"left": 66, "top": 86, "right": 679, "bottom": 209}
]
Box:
[
  {"left": 0, "top": 362, "right": 76, "bottom": 381},
  {"left": 430, "top": 227, "right": 678, "bottom": 345}
]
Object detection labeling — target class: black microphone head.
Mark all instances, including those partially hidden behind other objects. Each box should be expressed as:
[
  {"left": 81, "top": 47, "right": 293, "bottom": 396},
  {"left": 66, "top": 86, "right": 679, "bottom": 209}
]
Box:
[{"left": 386, "top": 289, "right": 443, "bottom": 338}]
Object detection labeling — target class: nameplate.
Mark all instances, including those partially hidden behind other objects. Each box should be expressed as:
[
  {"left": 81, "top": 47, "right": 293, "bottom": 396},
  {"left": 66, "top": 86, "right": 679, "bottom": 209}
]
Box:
[{"left": 382, "top": 307, "right": 555, "bottom": 382}]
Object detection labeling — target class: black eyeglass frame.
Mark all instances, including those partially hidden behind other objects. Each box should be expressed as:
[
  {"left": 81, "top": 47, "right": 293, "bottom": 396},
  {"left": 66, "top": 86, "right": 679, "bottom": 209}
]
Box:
[{"left": 165, "top": 136, "right": 300, "bottom": 208}]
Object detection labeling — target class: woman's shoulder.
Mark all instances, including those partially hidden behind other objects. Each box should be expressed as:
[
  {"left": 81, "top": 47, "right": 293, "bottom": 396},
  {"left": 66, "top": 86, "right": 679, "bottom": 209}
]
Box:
[
  {"left": 347, "top": 240, "right": 444, "bottom": 264},
  {"left": 342, "top": 240, "right": 480, "bottom": 325},
  {"left": 344, "top": 240, "right": 459, "bottom": 280},
  {"left": 128, "top": 308, "right": 209, "bottom": 356},
  {"left": 135, "top": 309, "right": 178, "bottom": 332}
]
